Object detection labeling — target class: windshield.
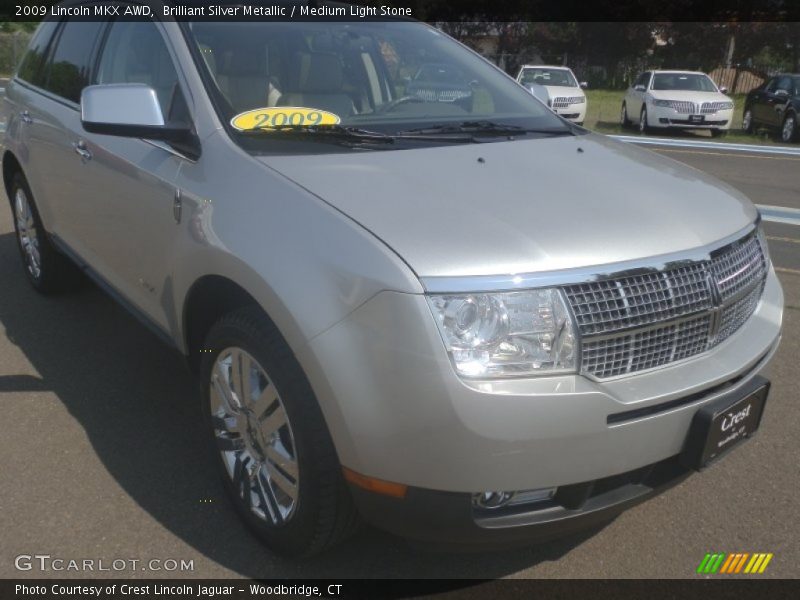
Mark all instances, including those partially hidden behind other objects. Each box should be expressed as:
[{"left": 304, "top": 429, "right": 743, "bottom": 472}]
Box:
[
  {"left": 519, "top": 68, "right": 578, "bottom": 88},
  {"left": 185, "top": 21, "right": 570, "bottom": 150},
  {"left": 651, "top": 73, "right": 718, "bottom": 92}
]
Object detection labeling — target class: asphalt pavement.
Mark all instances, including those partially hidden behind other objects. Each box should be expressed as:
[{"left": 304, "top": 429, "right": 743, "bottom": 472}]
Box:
[{"left": 0, "top": 142, "right": 798, "bottom": 580}]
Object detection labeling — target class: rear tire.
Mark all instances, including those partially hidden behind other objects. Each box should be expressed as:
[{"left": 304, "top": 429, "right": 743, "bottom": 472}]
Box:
[
  {"left": 781, "top": 112, "right": 798, "bottom": 143},
  {"left": 200, "top": 306, "right": 359, "bottom": 557},
  {"left": 9, "top": 172, "right": 83, "bottom": 294}
]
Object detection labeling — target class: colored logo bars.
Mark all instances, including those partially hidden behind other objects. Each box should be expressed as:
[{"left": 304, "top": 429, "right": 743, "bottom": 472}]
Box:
[{"left": 697, "top": 552, "right": 773, "bottom": 574}]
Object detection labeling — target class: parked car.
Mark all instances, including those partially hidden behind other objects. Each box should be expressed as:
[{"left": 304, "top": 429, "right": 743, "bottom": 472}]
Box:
[
  {"left": 743, "top": 73, "right": 799, "bottom": 143},
  {"left": 621, "top": 70, "right": 734, "bottom": 137},
  {"left": 2, "top": 8, "right": 782, "bottom": 557},
  {"left": 516, "top": 65, "right": 587, "bottom": 125}
]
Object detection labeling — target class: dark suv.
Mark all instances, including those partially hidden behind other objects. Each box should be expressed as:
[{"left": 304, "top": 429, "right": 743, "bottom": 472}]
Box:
[{"left": 743, "top": 73, "right": 800, "bottom": 143}]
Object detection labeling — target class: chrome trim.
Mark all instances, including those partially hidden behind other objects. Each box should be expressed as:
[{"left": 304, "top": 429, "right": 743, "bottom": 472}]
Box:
[{"left": 420, "top": 221, "right": 759, "bottom": 294}]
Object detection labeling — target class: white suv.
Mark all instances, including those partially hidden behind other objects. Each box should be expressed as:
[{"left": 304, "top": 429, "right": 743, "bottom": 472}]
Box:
[{"left": 516, "top": 65, "right": 587, "bottom": 125}]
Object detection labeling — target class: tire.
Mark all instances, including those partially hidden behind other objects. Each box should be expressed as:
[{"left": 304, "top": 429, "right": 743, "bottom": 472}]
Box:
[
  {"left": 639, "top": 107, "right": 650, "bottom": 134},
  {"left": 620, "top": 102, "right": 630, "bottom": 128},
  {"left": 200, "top": 306, "right": 359, "bottom": 557},
  {"left": 9, "top": 171, "right": 83, "bottom": 294},
  {"left": 742, "top": 108, "right": 754, "bottom": 134},
  {"left": 781, "top": 112, "right": 798, "bottom": 143},
  {"left": 710, "top": 129, "right": 728, "bottom": 138}
]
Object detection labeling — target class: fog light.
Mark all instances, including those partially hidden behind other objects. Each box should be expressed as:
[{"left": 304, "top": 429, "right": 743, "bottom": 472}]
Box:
[{"left": 472, "top": 487, "right": 556, "bottom": 510}]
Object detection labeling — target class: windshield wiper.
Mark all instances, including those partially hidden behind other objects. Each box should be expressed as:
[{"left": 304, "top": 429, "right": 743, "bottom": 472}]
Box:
[
  {"left": 396, "top": 120, "right": 576, "bottom": 138},
  {"left": 238, "top": 125, "right": 395, "bottom": 145}
]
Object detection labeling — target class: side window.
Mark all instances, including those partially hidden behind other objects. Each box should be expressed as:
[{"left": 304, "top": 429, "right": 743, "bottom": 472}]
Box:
[
  {"left": 777, "top": 76, "right": 793, "bottom": 92},
  {"left": 642, "top": 72, "right": 652, "bottom": 89},
  {"left": 43, "top": 20, "right": 105, "bottom": 103},
  {"left": 95, "top": 20, "right": 183, "bottom": 120},
  {"left": 765, "top": 78, "right": 778, "bottom": 92},
  {"left": 17, "top": 21, "right": 59, "bottom": 86}
]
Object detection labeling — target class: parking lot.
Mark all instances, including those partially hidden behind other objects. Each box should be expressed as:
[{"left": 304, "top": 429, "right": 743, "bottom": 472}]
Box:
[{"left": 0, "top": 140, "right": 798, "bottom": 580}]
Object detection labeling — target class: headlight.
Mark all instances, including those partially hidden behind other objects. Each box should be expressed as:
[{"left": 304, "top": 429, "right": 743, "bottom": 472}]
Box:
[
  {"left": 652, "top": 99, "right": 672, "bottom": 107},
  {"left": 426, "top": 289, "right": 578, "bottom": 378},
  {"left": 718, "top": 101, "right": 734, "bottom": 110}
]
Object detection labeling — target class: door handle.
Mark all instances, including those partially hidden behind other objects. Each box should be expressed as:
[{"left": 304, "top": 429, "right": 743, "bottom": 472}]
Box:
[
  {"left": 19, "top": 111, "right": 33, "bottom": 124},
  {"left": 73, "top": 140, "right": 92, "bottom": 162}
]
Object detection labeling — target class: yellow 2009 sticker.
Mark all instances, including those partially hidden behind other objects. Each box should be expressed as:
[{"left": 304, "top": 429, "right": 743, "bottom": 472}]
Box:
[{"left": 230, "top": 107, "right": 341, "bottom": 131}]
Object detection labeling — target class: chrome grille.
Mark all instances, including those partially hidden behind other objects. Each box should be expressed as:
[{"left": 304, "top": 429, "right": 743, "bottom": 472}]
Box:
[
  {"left": 716, "top": 283, "right": 764, "bottom": 344},
  {"left": 668, "top": 101, "right": 696, "bottom": 114},
  {"left": 564, "top": 265, "right": 711, "bottom": 336},
  {"left": 701, "top": 101, "right": 733, "bottom": 114},
  {"left": 710, "top": 232, "right": 767, "bottom": 300},
  {"left": 551, "top": 96, "right": 585, "bottom": 108},
  {"left": 582, "top": 316, "right": 712, "bottom": 379},
  {"left": 411, "top": 88, "right": 471, "bottom": 103},
  {"left": 565, "top": 230, "right": 767, "bottom": 379}
]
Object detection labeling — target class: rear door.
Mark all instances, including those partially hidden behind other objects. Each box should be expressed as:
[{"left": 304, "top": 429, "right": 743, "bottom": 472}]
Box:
[{"left": 14, "top": 19, "right": 105, "bottom": 248}]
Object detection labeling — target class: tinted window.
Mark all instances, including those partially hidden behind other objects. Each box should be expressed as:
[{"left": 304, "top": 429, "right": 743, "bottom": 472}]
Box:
[
  {"left": 44, "top": 20, "right": 105, "bottom": 103},
  {"left": 96, "top": 21, "right": 181, "bottom": 118},
  {"left": 17, "top": 21, "right": 59, "bottom": 86},
  {"left": 765, "top": 78, "right": 778, "bottom": 92},
  {"left": 777, "top": 76, "right": 793, "bottom": 92}
]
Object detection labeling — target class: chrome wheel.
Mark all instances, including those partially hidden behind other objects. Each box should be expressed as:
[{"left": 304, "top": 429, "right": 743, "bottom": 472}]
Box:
[
  {"left": 210, "top": 347, "right": 299, "bottom": 524},
  {"left": 14, "top": 187, "right": 41, "bottom": 280},
  {"left": 782, "top": 114, "right": 796, "bottom": 142},
  {"left": 639, "top": 108, "right": 648, "bottom": 133}
]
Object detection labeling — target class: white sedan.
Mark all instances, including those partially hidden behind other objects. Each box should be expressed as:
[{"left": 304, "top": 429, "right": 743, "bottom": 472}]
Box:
[
  {"left": 516, "top": 65, "right": 587, "bottom": 125},
  {"left": 621, "top": 70, "right": 734, "bottom": 137}
]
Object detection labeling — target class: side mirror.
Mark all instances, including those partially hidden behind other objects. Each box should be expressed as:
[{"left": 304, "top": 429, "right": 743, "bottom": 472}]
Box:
[
  {"left": 719, "top": 86, "right": 729, "bottom": 94},
  {"left": 775, "top": 89, "right": 789, "bottom": 97},
  {"left": 580, "top": 81, "right": 588, "bottom": 89},
  {"left": 81, "top": 84, "right": 197, "bottom": 151},
  {"left": 634, "top": 84, "right": 646, "bottom": 92}
]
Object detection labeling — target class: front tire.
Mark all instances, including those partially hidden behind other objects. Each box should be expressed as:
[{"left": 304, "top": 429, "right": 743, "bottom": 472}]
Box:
[
  {"left": 781, "top": 112, "right": 798, "bottom": 143},
  {"left": 9, "top": 172, "right": 82, "bottom": 294},
  {"left": 639, "top": 107, "right": 650, "bottom": 133},
  {"left": 200, "top": 306, "right": 359, "bottom": 557},
  {"left": 742, "top": 108, "right": 754, "bottom": 134}
]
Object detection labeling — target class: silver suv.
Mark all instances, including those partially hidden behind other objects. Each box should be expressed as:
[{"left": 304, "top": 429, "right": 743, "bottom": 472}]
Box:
[{"left": 1, "top": 8, "right": 783, "bottom": 557}]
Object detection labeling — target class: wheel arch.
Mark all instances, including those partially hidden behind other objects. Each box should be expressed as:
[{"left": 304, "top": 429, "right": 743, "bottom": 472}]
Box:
[
  {"left": 2, "top": 150, "right": 23, "bottom": 207},
  {"left": 181, "top": 274, "right": 282, "bottom": 374}
]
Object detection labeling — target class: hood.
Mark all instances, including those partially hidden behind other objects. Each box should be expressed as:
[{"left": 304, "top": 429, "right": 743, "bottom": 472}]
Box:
[
  {"left": 649, "top": 89, "right": 731, "bottom": 103},
  {"left": 542, "top": 85, "right": 584, "bottom": 99},
  {"left": 262, "top": 134, "right": 757, "bottom": 278}
]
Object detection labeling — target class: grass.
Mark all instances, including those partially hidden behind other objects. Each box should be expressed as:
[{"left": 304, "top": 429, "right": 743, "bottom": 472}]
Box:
[{"left": 583, "top": 89, "right": 785, "bottom": 146}]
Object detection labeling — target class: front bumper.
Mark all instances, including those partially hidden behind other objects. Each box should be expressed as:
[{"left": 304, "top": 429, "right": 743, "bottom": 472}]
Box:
[
  {"left": 297, "top": 266, "right": 782, "bottom": 539},
  {"left": 648, "top": 105, "right": 734, "bottom": 129},
  {"left": 348, "top": 375, "right": 769, "bottom": 545},
  {"left": 553, "top": 103, "right": 587, "bottom": 123}
]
